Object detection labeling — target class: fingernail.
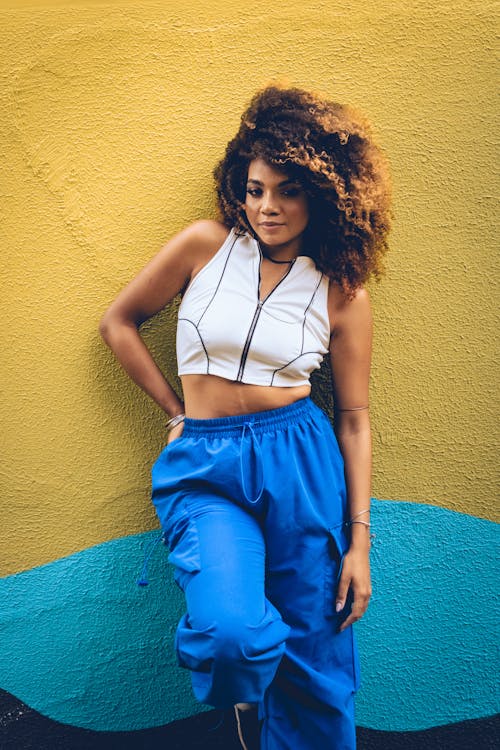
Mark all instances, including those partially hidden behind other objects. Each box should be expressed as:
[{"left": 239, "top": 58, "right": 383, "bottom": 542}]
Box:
[{"left": 336, "top": 601, "right": 343, "bottom": 612}]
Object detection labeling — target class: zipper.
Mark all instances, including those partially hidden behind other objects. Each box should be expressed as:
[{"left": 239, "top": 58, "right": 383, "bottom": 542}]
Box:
[
  {"left": 236, "top": 251, "right": 296, "bottom": 382},
  {"left": 236, "top": 301, "right": 264, "bottom": 381}
]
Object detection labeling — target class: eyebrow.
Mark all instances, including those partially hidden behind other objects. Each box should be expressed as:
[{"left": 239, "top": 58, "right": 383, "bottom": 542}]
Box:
[{"left": 246, "top": 178, "right": 299, "bottom": 186}]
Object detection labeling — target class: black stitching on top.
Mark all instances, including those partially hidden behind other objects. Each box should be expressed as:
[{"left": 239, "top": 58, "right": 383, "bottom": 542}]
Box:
[
  {"left": 300, "top": 272, "right": 324, "bottom": 354},
  {"left": 270, "top": 351, "right": 320, "bottom": 385},
  {"left": 178, "top": 318, "right": 210, "bottom": 373},
  {"left": 196, "top": 233, "right": 238, "bottom": 327},
  {"left": 180, "top": 235, "right": 327, "bottom": 383}
]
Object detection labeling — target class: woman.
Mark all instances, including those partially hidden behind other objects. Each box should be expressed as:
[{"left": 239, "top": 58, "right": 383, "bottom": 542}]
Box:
[{"left": 99, "top": 85, "right": 391, "bottom": 750}]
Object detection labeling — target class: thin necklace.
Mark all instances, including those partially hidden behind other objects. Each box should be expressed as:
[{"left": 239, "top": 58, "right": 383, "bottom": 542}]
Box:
[
  {"left": 262, "top": 251, "right": 295, "bottom": 265},
  {"left": 254, "top": 235, "right": 297, "bottom": 264}
]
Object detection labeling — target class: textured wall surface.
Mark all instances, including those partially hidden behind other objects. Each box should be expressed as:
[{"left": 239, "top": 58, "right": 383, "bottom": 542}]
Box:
[
  {"left": 1, "top": 0, "right": 497, "bottom": 574},
  {"left": 1, "top": 0, "right": 498, "bottom": 746}
]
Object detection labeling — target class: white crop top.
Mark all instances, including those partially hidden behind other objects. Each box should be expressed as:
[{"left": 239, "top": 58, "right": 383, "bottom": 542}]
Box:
[{"left": 176, "top": 228, "right": 331, "bottom": 387}]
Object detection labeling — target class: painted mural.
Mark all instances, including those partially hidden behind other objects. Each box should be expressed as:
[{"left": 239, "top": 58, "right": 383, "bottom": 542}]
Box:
[{"left": 1, "top": 1, "right": 498, "bottom": 748}]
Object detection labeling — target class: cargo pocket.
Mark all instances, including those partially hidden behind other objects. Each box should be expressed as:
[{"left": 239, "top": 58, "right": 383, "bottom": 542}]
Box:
[
  {"left": 165, "top": 503, "right": 202, "bottom": 591},
  {"left": 151, "top": 438, "right": 190, "bottom": 533},
  {"left": 324, "top": 523, "right": 349, "bottom": 619}
]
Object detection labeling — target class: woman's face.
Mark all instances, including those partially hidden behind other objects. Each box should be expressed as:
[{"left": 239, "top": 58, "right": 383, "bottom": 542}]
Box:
[{"left": 243, "top": 158, "right": 309, "bottom": 255}]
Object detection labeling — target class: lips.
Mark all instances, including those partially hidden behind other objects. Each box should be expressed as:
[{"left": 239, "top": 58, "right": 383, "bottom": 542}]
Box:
[{"left": 260, "top": 222, "right": 284, "bottom": 227}]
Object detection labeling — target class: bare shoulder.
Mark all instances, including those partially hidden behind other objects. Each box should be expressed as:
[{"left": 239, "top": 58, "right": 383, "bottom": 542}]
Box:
[
  {"left": 180, "top": 218, "right": 230, "bottom": 243},
  {"left": 171, "top": 219, "right": 231, "bottom": 276},
  {"left": 178, "top": 218, "right": 230, "bottom": 254},
  {"left": 99, "top": 220, "right": 232, "bottom": 327},
  {"left": 327, "top": 281, "right": 372, "bottom": 335}
]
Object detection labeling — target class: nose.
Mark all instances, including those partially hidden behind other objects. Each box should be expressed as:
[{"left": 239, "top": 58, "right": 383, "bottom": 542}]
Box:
[{"left": 261, "top": 190, "right": 279, "bottom": 215}]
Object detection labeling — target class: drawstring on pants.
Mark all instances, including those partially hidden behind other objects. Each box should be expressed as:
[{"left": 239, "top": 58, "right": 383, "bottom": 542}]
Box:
[
  {"left": 239, "top": 420, "right": 265, "bottom": 504},
  {"left": 136, "top": 530, "right": 166, "bottom": 586}
]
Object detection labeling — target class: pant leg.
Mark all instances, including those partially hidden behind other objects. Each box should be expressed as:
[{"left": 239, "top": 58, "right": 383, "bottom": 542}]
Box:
[
  {"left": 258, "top": 401, "right": 361, "bottom": 750},
  {"left": 151, "top": 439, "right": 290, "bottom": 709}
]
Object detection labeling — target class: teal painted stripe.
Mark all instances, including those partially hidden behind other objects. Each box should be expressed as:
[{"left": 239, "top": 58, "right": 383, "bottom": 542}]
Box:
[
  {"left": 355, "top": 500, "right": 500, "bottom": 730},
  {"left": 0, "top": 530, "right": 202, "bottom": 731},
  {"left": 0, "top": 499, "right": 498, "bottom": 732}
]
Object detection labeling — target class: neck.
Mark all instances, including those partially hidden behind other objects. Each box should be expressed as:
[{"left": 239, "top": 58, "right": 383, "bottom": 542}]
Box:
[
  {"left": 261, "top": 249, "right": 296, "bottom": 264},
  {"left": 256, "top": 237, "right": 303, "bottom": 263}
]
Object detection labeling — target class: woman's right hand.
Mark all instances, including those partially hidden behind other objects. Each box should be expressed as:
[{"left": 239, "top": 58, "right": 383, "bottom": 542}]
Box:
[{"left": 167, "top": 420, "right": 185, "bottom": 445}]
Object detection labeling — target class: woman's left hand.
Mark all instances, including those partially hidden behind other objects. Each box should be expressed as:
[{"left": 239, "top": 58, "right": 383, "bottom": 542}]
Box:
[
  {"left": 167, "top": 420, "right": 185, "bottom": 445},
  {"left": 335, "top": 545, "right": 372, "bottom": 632}
]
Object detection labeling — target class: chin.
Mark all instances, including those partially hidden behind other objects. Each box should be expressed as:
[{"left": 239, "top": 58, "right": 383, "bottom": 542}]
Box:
[{"left": 255, "top": 227, "right": 292, "bottom": 242}]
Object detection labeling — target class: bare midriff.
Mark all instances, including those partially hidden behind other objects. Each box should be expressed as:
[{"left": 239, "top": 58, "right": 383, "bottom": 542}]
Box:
[{"left": 181, "top": 374, "right": 311, "bottom": 419}]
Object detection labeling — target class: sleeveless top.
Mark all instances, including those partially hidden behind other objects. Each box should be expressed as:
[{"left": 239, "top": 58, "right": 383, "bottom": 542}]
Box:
[{"left": 176, "top": 227, "right": 331, "bottom": 387}]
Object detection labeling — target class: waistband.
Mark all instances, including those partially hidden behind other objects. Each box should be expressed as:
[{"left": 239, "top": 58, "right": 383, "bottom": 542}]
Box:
[{"left": 182, "top": 396, "right": 319, "bottom": 438}]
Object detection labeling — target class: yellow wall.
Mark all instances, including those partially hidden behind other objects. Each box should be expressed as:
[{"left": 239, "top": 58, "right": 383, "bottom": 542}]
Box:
[{"left": 1, "top": 1, "right": 497, "bottom": 575}]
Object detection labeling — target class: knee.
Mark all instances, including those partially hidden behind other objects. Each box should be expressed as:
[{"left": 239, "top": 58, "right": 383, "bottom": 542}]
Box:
[
  {"left": 177, "top": 604, "right": 290, "bottom": 669},
  {"left": 176, "top": 605, "right": 291, "bottom": 707},
  {"left": 210, "top": 617, "right": 261, "bottom": 663},
  {"left": 212, "top": 598, "right": 292, "bottom": 661}
]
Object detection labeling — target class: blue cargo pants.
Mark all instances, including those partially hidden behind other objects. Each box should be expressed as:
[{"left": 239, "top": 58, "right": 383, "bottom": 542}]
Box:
[{"left": 151, "top": 396, "right": 361, "bottom": 749}]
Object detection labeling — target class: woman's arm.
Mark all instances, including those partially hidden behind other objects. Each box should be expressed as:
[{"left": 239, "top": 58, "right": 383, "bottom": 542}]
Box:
[
  {"left": 328, "top": 283, "right": 373, "bottom": 630},
  {"left": 99, "top": 219, "right": 228, "bottom": 420}
]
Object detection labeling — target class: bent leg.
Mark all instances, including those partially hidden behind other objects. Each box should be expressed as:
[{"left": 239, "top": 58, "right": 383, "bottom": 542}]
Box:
[{"left": 169, "top": 493, "right": 291, "bottom": 708}]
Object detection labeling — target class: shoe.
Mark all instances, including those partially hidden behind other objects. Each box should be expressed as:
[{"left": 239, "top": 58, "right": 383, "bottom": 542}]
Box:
[{"left": 234, "top": 704, "right": 261, "bottom": 750}]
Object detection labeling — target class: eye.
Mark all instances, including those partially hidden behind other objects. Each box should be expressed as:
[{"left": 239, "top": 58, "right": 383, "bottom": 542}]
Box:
[
  {"left": 282, "top": 187, "right": 302, "bottom": 197},
  {"left": 246, "top": 187, "right": 262, "bottom": 197}
]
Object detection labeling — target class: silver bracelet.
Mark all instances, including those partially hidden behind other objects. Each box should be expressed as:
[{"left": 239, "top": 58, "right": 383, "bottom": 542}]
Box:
[
  {"left": 349, "top": 508, "right": 370, "bottom": 522},
  {"left": 165, "top": 413, "right": 185, "bottom": 433}
]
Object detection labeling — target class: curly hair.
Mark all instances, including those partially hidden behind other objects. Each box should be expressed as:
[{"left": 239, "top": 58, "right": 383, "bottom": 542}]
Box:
[{"left": 213, "top": 84, "right": 392, "bottom": 298}]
